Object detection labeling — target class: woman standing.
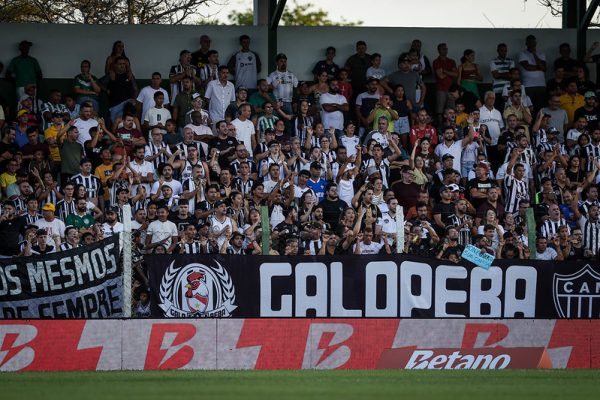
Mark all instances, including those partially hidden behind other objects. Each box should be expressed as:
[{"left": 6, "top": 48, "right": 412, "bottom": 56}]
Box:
[{"left": 458, "top": 49, "right": 483, "bottom": 98}]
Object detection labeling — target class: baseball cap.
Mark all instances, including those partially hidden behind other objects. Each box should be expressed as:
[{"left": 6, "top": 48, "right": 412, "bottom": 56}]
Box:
[
  {"left": 584, "top": 91, "right": 596, "bottom": 99},
  {"left": 17, "top": 109, "right": 28, "bottom": 117},
  {"left": 310, "top": 161, "right": 322, "bottom": 169},
  {"left": 42, "top": 203, "right": 56, "bottom": 212},
  {"left": 447, "top": 183, "right": 460, "bottom": 192},
  {"left": 367, "top": 77, "right": 380, "bottom": 83},
  {"left": 442, "top": 154, "right": 455, "bottom": 161},
  {"left": 439, "top": 185, "right": 452, "bottom": 193},
  {"left": 191, "top": 92, "right": 202, "bottom": 100},
  {"left": 105, "top": 206, "right": 119, "bottom": 214},
  {"left": 24, "top": 224, "right": 39, "bottom": 231},
  {"left": 214, "top": 199, "right": 226, "bottom": 207}
]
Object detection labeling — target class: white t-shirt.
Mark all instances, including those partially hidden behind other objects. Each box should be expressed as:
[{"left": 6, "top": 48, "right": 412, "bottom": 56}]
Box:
[
  {"left": 479, "top": 106, "right": 504, "bottom": 145},
  {"left": 102, "top": 222, "right": 124, "bottom": 237},
  {"left": 320, "top": 92, "right": 347, "bottom": 131},
  {"left": 435, "top": 140, "right": 464, "bottom": 171},
  {"left": 74, "top": 117, "right": 98, "bottom": 145},
  {"left": 147, "top": 219, "right": 178, "bottom": 248},
  {"left": 353, "top": 241, "right": 384, "bottom": 255},
  {"left": 35, "top": 218, "right": 66, "bottom": 238},
  {"left": 340, "top": 136, "right": 360, "bottom": 158},
  {"left": 232, "top": 118, "right": 256, "bottom": 156},
  {"left": 267, "top": 70, "right": 298, "bottom": 103},
  {"left": 518, "top": 50, "right": 546, "bottom": 88},
  {"left": 151, "top": 179, "right": 183, "bottom": 197},
  {"left": 129, "top": 160, "right": 155, "bottom": 196},
  {"left": 144, "top": 107, "right": 172, "bottom": 134},
  {"left": 137, "top": 86, "right": 170, "bottom": 121}
]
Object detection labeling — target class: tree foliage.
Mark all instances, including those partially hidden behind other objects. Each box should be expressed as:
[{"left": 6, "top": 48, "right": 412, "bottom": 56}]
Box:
[
  {"left": 0, "top": 0, "right": 214, "bottom": 24},
  {"left": 227, "top": 0, "right": 363, "bottom": 26}
]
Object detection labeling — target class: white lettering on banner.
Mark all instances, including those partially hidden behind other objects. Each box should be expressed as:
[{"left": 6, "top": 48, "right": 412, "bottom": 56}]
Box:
[
  {"left": 0, "top": 265, "right": 21, "bottom": 296},
  {"left": 470, "top": 267, "right": 503, "bottom": 317},
  {"left": 302, "top": 323, "right": 353, "bottom": 369},
  {"left": 365, "top": 261, "right": 398, "bottom": 317},
  {"left": 435, "top": 265, "right": 468, "bottom": 318},
  {"left": 260, "top": 263, "right": 292, "bottom": 316},
  {"left": 330, "top": 262, "right": 361, "bottom": 317},
  {"left": 399, "top": 261, "right": 433, "bottom": 317},
  {"left": 295, "top": 263, "right": 328, "bottom": 317},
  {"left": 258, "top": 261, "right": 538, "bottom": 317},
  {"left": 0, "top": 324, "right": 37, "bottom": 371},
  {"left": 404, "top": 349, "right": 511, "bottom": 370},
  {"left": 505, "top": 266, "right": 537, "bottom": 317}
]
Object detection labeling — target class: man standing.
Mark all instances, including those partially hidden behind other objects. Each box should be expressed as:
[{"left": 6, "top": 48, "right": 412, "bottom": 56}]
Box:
[
  {"left": 136, "top": 72, "right": 169, "bottom": 123},
  {"left": 518, "top": 35, "right": 547, "bottom": 112},
  {"left": 231, "top": 103, "right": 256, "bottom": 157},
  {"left": 227, "top": 34, "right": 262, "bottom": 90},
  {"left": 5, "top": 40, "right": 42, "bottom": 98},
  {"left": 106, "top": 56, "right": 138, "bottom": 123},
  {"left": 170, "top": 50, "right": 200, "bottom": 99},
  {"left": 73, "top": 103, "right": 98, "bottom": 146},
  {"left": 574, "top": 91, "right": 600, "bottom": 131},
  {"left": 320, "top": 79, "right": 348, "bottom": 133},
  {"left": 433, "top": 43, "right": 458, "bottom": 123},
  {"left": 490, "top": 43, "right": 515, "bottom": 110},
  {"left": 205, "top": 66, "right": 235, "bottom": 127},
  {"left": 312, "top": 46, "right": 340, "bottom": 80},
  {"left": 381, "top": 54, "right": 426, "bottom": 111},
  {"left": 479, "top": 92, "right": 504, "bottom": 168},
  {"left": 344, "top": 41, "right": 371, "bottom": 99},
  {"left": 172, "top": 77, "right": 195, "bottom": 129},
  {"left": 267, "top": 53, "right": 298, "bottom": 115}
]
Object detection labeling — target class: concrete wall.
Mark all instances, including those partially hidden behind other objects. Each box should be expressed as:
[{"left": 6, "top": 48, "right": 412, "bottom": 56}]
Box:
[{"left": 4, "top": 23, "right": 600, "bottom": 87}]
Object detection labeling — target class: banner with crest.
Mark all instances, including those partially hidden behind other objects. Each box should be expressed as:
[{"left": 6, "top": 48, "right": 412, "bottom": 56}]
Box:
[{"left": 145, "top": 254, "right": 600, "bottom": 319}]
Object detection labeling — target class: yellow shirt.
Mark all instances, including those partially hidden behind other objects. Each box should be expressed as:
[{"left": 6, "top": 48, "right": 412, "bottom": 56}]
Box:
[
  {"left": 0, "top": 172, "right": 16, "bottom": 198},
  {"left": 559, "top": 93, "right": 585, "bottom": 127},
  {"left": 455, "top": 112, "right": 468, "bottom": 128},
  {"left": 95, "top": 163, "right": 114, "bottom": 201},
  {"left": 44, "top": 124, "right": 63, "bottom": 162}
]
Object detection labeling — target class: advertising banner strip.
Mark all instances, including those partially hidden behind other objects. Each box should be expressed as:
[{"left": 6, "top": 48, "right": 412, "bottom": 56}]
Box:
[
  {"left": 1, "top": 319, "right": 599, "bottom": 371},
  {"left": 145, "top": 254, "right": 600, "bottom": 319},
  {"left": 0, "top": 236, "right": 122, "bottom": 319}
]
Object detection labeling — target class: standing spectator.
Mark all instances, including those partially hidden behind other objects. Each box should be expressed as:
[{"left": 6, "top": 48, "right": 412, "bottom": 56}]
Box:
[
  {"left": 191, "top": 35, "right": 212, "bottom": 69},
  {"left": 5, "top": 40, "right": 42, "bottom": 98},
  {"left": 490, "top": 43, "right": 515, "bottom": 110},
  {"left": 320, "top": 78, "right": 348, "bottom": 134},
  {"left": 231, "top": 103, "right": 256, "bottom": 157},
  {"left": 355, "top": 78, "right": 381, "bottom": 138},
  {"left": 542, "top": 95, "right": 569, "bottom": 142},
  {"left": 344, "top": 41, "right": 371, "bottom": 101},
  {"left": 381, "top": 54, "right": 426, "bottom": 112},
  {"left": 573, "top": 91, "right": 600, "bottom": 131},
  {"left": 205, "top": 66, "right": 235, "bottom": 127},
  {"left": 479, "top": 92, "right": 504, "bottom": 168},
  {"left": 169, "top": 50, "right": 200, "bottom": 99},
  {"left": 553, "top": 43, "right": 578, "bottom": 78},
  {"left": 59, "top": 125, "right": 83, "bottom": 184},
  {"left": 267, "top": 54, "right": 298, "bottom": 115},
  {"left": 143, "top": 91, "right": 172, "bottom": 135},
  {"left": 227, "top": 34, "right": 262, "bottom": 90},
  {"left": 106, "top": 56, "right": 138, "bottom": 124},
  {"left": 559, "top": 79, "right": 585, "bottom": 127},
  {"left": 457, "top": 49, "right": 483, "bottom": 98},
  {"left": 171, "top": 77, "right": 194, "bottom": 129},
  {"left": 518, "top": 35, "right": 547, "bottom": 113},
  {"left": 136, "top": 72, "right": 169, "bottom": 124},
  {"left": 73, "top": 60, "right": 101, "bottom": 112},
  {"left": 313, "top": 46, "right": 340, "bottom": 81},
  {"left": 433, "top": 43, "right": 458, "bottom": 123}
]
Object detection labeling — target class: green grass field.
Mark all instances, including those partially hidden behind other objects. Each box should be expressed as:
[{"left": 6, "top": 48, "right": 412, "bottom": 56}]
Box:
[{"left": 1, "top": 369, "right": 598, "bottom": 400}]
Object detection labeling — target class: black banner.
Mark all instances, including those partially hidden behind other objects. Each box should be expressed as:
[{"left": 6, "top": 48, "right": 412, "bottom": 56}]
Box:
[
  {"left": 0, "top": 236, "right": 122, "bottom": 318},
  {"left": 146, "top": 254, "right": 600, "bottom": 319}
]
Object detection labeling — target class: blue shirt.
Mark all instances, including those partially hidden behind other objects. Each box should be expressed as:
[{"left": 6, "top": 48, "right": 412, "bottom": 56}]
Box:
[{"left": 307, "top": 178, "right": 327, "bottom": 201}]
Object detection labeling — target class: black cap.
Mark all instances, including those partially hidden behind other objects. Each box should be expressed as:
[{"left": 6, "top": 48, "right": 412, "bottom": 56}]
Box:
[
  {"left": 442, "top": 154, "right": 455, "bottom": 161},
  {"left": 214, "top": 199, "right": 226, "bottom": 207},
  {"left": 367, "top": 77, "right": 380, "bottom": 83},
  {"left": 19, "top": 40, "right": 33, "bottom": 47},
  {"left": 106, "top": 206, "right": 119, "bottom": 214},
  {"left": 275, "top": 53, "right": 287, "bottom": 61},
  {"left": 24, "top": 224, "right": 38, "bottom": 231},
  {"left": 310, "top": 161, "right": 322, "bottom": 169}
]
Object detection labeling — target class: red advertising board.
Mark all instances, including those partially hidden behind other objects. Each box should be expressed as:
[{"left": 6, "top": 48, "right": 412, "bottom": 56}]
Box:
[{"left": 1, "top": 319, "right": 599, "bottom": 371}]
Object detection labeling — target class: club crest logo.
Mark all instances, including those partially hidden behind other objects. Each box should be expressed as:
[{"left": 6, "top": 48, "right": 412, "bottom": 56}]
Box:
[
  {"left": 159, "top": 261, "right": 237, "bottom": 317},
  {"left": 553, "top": 264, "right": 600, "bottom": 318}
]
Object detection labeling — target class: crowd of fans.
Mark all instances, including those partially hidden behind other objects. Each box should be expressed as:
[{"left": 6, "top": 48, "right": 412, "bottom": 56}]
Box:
[{"left": 2, "top": 32, "right": 600, "bottom": 281}]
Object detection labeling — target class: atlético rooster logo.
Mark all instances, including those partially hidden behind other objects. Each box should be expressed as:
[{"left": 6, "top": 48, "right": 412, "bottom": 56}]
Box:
[{"left": 159, "top": 261, "right": 237, "bottom": 317}]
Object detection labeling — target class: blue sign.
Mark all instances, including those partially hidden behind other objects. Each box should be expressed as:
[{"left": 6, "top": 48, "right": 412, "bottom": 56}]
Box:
[{"left": 462, "top": 244, "right": 495, "bottom": 270}]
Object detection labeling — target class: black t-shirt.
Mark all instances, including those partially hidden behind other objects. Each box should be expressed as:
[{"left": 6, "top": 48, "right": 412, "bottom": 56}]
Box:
[
  {"left": 107, "top": 73, "right": 135, "bottom": 106},
  {"left": 432, "top": 200, "right": 456, "bottom": 227},
  {"left": 459, "top": 91, "right": 480, "bottom": 113},
  {"left": 467, "top": 177, "right": 496, "bottom": 209},
  {"left": 169, "top": 213, "right": 196, "bottom": 231},
  {"left": 573, "top": 106, "right": 600, "bottom": 131},
  {"left": 208, "top": 136, "right": 239, "bottom": 167},
  {"left": 0, "top": 217, "right": 26, "bottom": 256},
  {"left": 319, "top": 198, "right": 348, "bottom": 228}
]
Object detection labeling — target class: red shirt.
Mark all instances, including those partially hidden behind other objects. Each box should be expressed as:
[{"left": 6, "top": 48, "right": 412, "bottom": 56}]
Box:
[
  {"left": 116, "top": 127, "right": 143, "bottom": 156},
  {"left": 409, "top": 125, "right": 438, "bottom": 148},
  {"left": 338, "top": 82, "right": 353, "bottom": 103},
  {"left": 433, "top": 57, "right": 457, "bottom": 91}
]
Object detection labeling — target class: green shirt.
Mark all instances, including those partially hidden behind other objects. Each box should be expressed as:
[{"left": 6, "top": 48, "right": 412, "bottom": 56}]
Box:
[
  {"left": 172, "top": 92, "right": 193, "bottom": 127},
  {"left": 60, "top": 141, "right": 83, "bottom": 175},
  {"left": 7, "top": 55, "right": 42, "bottom": 87},
  {"left": 65, "top": 212, "right": 96, "bottom": 229},
  {"left": 74, "top": 74, "right": 99, "bottom": 100}
]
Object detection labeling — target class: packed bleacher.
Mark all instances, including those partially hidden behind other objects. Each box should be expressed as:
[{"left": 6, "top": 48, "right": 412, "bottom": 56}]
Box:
[{"left": 1, "top": 32, "right": 600, "bottom": 277}]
